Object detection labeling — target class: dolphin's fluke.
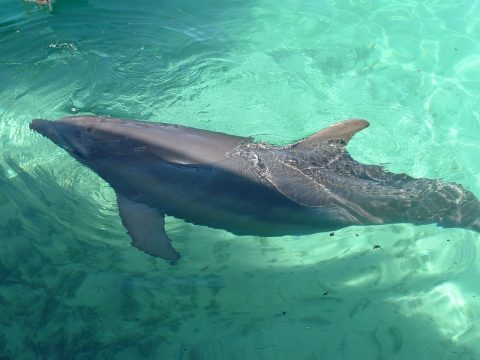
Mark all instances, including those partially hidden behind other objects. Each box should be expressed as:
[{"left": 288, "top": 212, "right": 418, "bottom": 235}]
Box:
[
  {"left": 294, "top": 119, "right": 369, "bottom": 150},
  {"left": 117, "top": 195, "right": 180, "bottom": 262}
]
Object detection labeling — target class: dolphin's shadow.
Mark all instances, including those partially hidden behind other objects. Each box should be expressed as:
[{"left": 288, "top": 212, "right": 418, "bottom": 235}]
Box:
[{"left": 1, "top": 159, "right": 479, "bottom": 358}]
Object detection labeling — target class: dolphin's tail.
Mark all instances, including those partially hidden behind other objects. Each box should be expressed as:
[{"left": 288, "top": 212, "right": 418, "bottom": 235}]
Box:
[
  {"left": 437, "top": 185, "right": 480, "bottom": 233},
  {"left": 458, "top": 209, "right": 480, "bottom": 233},
  {"left": 361, "top": 176, "right": 480, "bottom": 233},
  {"left": 471, "top": 220, "right": 480, "bottom": 232}
]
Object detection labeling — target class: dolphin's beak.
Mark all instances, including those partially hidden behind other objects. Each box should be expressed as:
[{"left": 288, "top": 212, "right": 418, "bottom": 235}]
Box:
[
  {"left": 30, "top": 119, "right": 68, "bottom": 151},
  {"left": 30, "top": 119, "right": 58, "bottom": 141},
  {"left": 30, "top": 118, "right": 92, "bottom": 158}
]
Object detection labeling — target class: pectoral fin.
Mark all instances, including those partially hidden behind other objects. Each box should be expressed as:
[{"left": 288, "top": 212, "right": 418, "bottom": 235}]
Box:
[{"left": 116, "top": 195, "right": 180, "bottom": 262}]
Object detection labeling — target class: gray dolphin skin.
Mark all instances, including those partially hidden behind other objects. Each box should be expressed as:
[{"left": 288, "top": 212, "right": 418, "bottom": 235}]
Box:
[{"left": 30, "top": 116, "right": 480, "bottom": 261}]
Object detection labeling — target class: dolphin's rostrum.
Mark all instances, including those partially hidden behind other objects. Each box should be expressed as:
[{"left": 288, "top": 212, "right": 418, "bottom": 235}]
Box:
[{"left": 30, "top": 116, "right": 480, "bottom": 261}]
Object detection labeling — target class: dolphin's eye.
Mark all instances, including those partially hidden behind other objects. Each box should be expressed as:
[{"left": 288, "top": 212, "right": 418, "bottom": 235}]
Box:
[{"left": 86, "top": 127, "right": 94, "bottom": 134}]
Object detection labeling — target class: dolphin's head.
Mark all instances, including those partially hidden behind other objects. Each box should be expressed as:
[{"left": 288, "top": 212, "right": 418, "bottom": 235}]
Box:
[
  {"left": 30, "top": 116, "right": 146, "bottom": 162},
  {"left": 31, "top": 115, "right": 247, "bottom": 165}
]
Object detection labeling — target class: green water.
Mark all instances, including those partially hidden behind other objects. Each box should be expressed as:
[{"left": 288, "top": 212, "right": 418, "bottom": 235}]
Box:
[{"left": 1, "top": 0, "right": 480, "bottom": 358}]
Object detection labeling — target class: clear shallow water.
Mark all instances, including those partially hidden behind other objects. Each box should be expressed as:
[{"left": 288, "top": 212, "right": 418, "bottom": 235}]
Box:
[{"left": 1, "top": 0, "right": 480, "bottom": 358}]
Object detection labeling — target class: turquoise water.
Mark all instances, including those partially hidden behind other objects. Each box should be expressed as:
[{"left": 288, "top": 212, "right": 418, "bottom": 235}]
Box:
[{"left": 1, "top": 0, "right": 480, "bottom": 358}]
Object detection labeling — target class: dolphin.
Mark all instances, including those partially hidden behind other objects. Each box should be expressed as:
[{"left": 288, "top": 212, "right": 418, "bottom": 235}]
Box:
[{"left": 30, "top": 116, "right": 480, "bottom": 261}]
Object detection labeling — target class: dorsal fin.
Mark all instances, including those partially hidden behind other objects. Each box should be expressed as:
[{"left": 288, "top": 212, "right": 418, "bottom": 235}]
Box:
[{"left": 294, "top": 119, "right": 369, "bottom": 149}]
